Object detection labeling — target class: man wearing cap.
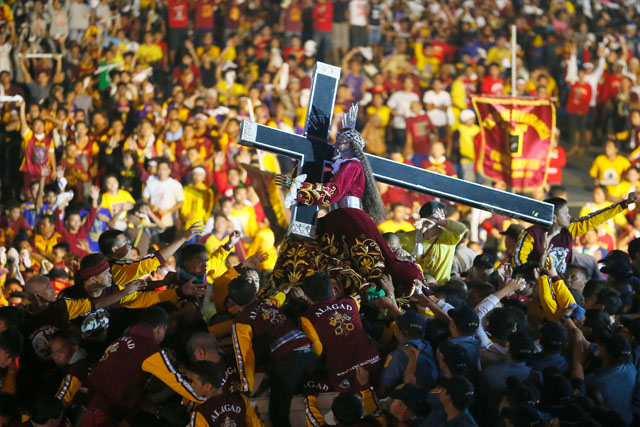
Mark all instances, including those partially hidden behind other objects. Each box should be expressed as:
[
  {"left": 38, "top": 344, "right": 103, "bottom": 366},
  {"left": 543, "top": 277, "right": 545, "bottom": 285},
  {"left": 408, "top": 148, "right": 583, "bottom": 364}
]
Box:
[
  {"left": 586, "top": 333, "right": 639, "bottom": 426},
  {"left": 483, "top": 331, "right": 540, "bottom": 391},
  {"left": 447, "top": 305, "right": 481, "bottom": 371},
  {"left": 500, "top": 224, "right": 524, "bottom": 264},
  {"left": 466, "top": 254, "right": 494, "bottom": 282},
  {"left": 420, "top": 376, "right": 477, "bottom": 427},
  {"left": 399, "top": 201, "right": 468, "bottom": 285},
  {"left": 601, "top": 260, "right": 634, "bottom": 312},
  {"left": 528, "top": 321, "right": 569, "bottom": 376},
  {"left": 381, "top": 311, "right": 439, "bottom": 394},
  {"left": 388, "top": 383, "right": 425, "bottom": 425},
  {"left": 300, "top": 273, "right": 380, "bottom": 393}
]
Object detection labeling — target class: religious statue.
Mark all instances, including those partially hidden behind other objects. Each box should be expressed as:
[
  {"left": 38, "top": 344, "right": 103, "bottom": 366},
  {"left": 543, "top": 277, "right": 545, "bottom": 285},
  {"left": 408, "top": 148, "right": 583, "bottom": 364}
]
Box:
[{"left": 273, "top": 105, "right": 423, "bottom": 297}]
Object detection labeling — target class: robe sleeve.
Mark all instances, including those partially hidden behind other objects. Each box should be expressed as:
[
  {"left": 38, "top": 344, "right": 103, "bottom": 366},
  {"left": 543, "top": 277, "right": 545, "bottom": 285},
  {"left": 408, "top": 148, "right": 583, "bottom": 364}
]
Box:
[{"left": 295, "top": 160, "right": 362, "bottom": 206}]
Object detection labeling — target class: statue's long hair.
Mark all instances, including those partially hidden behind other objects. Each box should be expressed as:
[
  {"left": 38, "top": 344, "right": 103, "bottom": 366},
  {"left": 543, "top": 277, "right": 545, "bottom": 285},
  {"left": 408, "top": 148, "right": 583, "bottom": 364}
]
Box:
[{"left": 350, "top": 139, "right": 387, "bottom": 224}]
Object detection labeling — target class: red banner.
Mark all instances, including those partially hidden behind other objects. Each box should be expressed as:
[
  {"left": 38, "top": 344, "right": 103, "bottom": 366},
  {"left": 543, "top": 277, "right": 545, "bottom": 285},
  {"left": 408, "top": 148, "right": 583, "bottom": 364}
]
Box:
[{"left": 472, "top": 96, "right": 556, "bottom": 191}]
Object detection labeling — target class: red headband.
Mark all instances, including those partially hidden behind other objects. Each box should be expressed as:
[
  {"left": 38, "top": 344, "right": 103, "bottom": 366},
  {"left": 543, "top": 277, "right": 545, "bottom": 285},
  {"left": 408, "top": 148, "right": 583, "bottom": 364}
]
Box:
[{"left": 76, "top": 259, "right": 110, "bottom": 280}]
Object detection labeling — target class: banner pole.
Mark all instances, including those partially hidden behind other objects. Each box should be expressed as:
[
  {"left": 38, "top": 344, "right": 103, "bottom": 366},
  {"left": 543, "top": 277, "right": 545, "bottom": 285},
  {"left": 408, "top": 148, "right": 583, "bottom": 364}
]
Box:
[{"left": 511, "top": 24, "right": 517, "bottom": 97}]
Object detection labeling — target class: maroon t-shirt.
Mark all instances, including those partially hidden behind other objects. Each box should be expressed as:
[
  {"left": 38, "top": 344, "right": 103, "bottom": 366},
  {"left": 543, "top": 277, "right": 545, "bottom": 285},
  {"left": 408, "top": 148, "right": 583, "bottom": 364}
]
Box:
[{"left": 303, "top": 296, "right": 380, "bottom": 391}]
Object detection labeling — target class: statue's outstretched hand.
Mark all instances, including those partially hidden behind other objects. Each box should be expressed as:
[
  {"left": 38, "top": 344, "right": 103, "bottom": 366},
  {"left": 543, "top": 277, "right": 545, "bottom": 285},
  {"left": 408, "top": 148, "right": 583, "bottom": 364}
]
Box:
[{"left": 274, "top": 174, "right": 292, "bottom": 188}]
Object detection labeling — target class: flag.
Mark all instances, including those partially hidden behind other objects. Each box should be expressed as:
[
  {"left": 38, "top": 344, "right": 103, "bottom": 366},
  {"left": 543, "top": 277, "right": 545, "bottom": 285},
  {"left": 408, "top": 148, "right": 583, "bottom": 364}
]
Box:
[
  {"left": 242, "top": 163, "right": 289, "bottom": 244},
  {"left": 472, "top": 96, "right": 556, "bottom": 191}
]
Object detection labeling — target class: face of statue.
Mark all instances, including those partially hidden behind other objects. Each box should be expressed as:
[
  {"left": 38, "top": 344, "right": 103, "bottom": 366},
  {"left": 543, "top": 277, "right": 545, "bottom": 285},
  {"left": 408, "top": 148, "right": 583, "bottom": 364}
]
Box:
[{"left": 334, "top": 131, "right": 356, "bottom": 160}]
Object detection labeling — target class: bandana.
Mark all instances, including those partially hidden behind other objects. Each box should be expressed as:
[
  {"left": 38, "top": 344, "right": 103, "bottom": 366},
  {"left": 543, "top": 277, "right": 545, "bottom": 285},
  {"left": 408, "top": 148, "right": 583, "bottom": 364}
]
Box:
[
  {"left": 76, "top": 259, "right": 110, "bottom": 280},
  {"left": 178, "top": 266, "right": 205, "bottom": 285}
]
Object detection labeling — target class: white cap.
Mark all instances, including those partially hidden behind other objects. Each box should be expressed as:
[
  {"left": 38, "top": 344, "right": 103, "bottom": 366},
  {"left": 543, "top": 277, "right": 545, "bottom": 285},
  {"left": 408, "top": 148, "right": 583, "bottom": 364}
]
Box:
[
  {"left": 192, "top": 167, "right": 206, "bottom": 176},
  {"left": 304, "top": 40, "right": 317, "bottom": 57},
  {"left": 221, "top": 61, "right": 237, "bottom": 72},
  {"left": 582, "top": 62, "right": 594, "bottom": 69},
  {"left": 460, "top": 109, "right": 476, "bottom": 123},
  {"left": 194, "top": 113, "right": 208, "bottom": 121}
]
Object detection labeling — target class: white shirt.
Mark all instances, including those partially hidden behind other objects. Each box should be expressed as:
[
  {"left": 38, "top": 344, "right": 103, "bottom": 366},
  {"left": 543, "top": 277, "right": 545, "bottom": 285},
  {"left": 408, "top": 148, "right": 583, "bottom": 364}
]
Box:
[
  {"left": 348, "top": 0, "right": 368, "bottom": 26},
  {"left": 387, "top": 90, "right": 420, "bottom": 129},
  {"left": 423, "top": 90, "right": 452, "bottom": 127},
  {"left": 142, "top": 177, "right": 184, "bottom": 227}
]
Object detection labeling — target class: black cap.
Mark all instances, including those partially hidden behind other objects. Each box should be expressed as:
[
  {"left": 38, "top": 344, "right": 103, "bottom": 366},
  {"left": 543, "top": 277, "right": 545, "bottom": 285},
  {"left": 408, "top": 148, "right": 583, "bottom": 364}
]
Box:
[
  {"left": 501, "top": 405, "right": 542, "bottom": 427},
  {"left": 508, "top": 331, "right": 535, "bottom": 361},
  {"left": 473, "top": 254, "right": 494, "bottom": 269},
  {"left": 599, "top": 249, "right": 630, "bottom": 264},
  {"left": 396, "top": 311, "right": 427, "bottom": 337},
  {"left": 542, "top": 373, "right": 573, "bottom": 402},
  {"left": 449, "top": 306, "right": 480, "bottom": 334},
  {"left": 388, "top": 383, "right": 422, "bottom": 412},
  {"left": 439, "top": 376, "right": 474, "bottom": 410},
  {"left": 628, "top": 238, "right": 640, "bottom": 257},
  {"left": 540, "top": 321, "right": 568, "bottom": 349},
  {"left": 500, "top": 224, "right": 525, "bottom": 240},
  {"left": 600, "top": 260, "right": 634, "bottom": 281},
  {"left": 419, "top": 201, "right": 446, "bottom": 218},
  {"left": 601, "top": 333, "right": 632, "bottom": 360},
  {"left": 438, "top": 342, "right": 469, "bottom": 375}
]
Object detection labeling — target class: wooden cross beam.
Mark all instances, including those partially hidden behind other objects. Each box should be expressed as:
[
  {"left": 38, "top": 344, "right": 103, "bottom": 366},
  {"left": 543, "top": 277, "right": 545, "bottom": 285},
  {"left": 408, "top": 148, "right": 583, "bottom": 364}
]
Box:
[{"left": 239, "top": 63, "right": 554, "bottom": 238}]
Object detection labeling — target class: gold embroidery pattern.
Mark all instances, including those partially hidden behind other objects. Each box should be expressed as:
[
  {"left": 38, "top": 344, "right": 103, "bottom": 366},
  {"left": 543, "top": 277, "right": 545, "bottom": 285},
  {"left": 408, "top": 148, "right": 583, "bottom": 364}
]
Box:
[
  {"left": 297, "top": 183, "right": 338, "bottom": 206},
  {"left": 329, "top": 312, "right": 355, "bottom": 336},
  {"left": 270, "top": 238, "right": 367, "bottom": 294},
  {"left": 350, "top": 235, "right": 385, "bottom": 280}
]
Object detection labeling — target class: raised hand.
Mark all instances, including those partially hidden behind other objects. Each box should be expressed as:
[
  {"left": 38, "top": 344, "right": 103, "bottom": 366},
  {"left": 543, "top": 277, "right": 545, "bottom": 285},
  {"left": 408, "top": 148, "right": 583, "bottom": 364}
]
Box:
[
  {"left": 56, "top": 165, "right": 65, "bottom": 180},
  {"left": 89, "top": 185, "right": 100, "bottom": 201},
  {"left": 226, "top": 230, "right": 241, "bottom": 247},
  {"left": 243, "top": 251, "right": 268, "bottom": 269},
  {"left": 41, "top": 163, "right": 51, "bottom": 178},
  {"left": 182, "top": 221, "right": 205, "bottom": 240}
]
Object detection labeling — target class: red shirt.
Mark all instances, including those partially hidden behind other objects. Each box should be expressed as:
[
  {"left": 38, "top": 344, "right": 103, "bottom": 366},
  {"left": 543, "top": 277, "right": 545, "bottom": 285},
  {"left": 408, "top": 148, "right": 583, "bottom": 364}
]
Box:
[
  {"left": 547, "top": 146, "right": 566, "bottom": 185},
  {"left": 599, "top": 73, "right": 622, "bottom": 103},
  {"left": 406, "top": 114, "right": 434, "bottom": 155},
  {"left": 420, "top": 157, "right": 457, "bottom": 177},
  {"left": 566, "top": 82, "right": 592, "bottom": 115},
  {"left": 194, "top": 0, "right": 215, "bottom": 30},
  {"left": 481, "top": 77, "right": 504, "bottom": 95},
  {"left": 313, "top": 2, "right": 333, "bottom": 32},
  {"left": 168, "top": 0, "right": 189, "bottom": 28}
]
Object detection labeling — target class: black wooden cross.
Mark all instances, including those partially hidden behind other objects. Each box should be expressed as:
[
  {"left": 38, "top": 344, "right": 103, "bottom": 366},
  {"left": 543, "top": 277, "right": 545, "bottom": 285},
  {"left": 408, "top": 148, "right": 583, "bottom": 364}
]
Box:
[{"left": 239, "top": 62, "right": 554, "bottom": 238}]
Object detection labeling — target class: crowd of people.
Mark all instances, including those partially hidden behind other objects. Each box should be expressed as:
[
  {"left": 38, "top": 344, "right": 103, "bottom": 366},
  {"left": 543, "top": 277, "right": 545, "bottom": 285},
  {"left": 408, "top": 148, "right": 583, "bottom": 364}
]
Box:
[{"left": 1, "top": 0, "right": 640, "bottom": 426}]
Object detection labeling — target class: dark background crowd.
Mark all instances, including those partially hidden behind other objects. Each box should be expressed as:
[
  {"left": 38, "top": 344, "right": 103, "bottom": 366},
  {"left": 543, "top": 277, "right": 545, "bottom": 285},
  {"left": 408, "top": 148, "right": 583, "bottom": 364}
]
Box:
[{"left": 1, "top": 0, "right": 640, "bottom": 426}]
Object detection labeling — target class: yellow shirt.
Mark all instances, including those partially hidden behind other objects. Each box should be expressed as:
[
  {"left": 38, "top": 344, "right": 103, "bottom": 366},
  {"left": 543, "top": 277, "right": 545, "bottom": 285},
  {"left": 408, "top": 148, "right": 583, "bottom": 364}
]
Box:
[
  {"left": 137, "top": 43, "right": 163, "bottom": 65},
  {"left": 33, "top": 232, "right": 62, "bottom": 256},
  {"left": 589, "top": 155, "right": 631, "bottom": 193},
  {"left": 246, "top": 228, "right": 277, "bottom": 271},
  {"left": 378, "top": 220, "right": 415, "bottom": 234},
  {"left": 205, "top": 234, "right": 228, "bottom": 257},
  {"left": 486, "top": 47, "right": 510, "bottom": 68},
  {"left": 454, "top": 123, "right": 481, "bottom": 163},
  {"left": 230, "top": 205, "right": 258, "bottom": 239},
  {"left": 181, "top": 184, "right": 215, "bottom": 228},
  {"left": 450, "top": 79, "right": 468, "bottom": 115},
  {"left": 610, "top": 181, "right": 638, "bottom": 199},
  {"left": 414, "top": 42, "right": 440, "bottom": 76},
  {"left": 366, "top": 105, "right": 391, "bottom": 127},
  {"left": 215, "top": 81, "right": 246, "bottom": 104},
  {"left": 399, "top": 220, "right": 468, "bottom": 285},
  {"left": 196, "top": 45, "right": 221, "bottom": 60},
  {"left": 101, "top": 190, "right": 136, "bottom": 216}
]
